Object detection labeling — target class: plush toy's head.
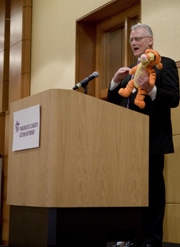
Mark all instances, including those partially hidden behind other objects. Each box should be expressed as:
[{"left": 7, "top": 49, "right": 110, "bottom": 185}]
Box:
[
  {"left": 145, "top": 49, "right": 163, "bottom": 69},
  {"left": 140, "top": 53, "right": 151, "bottom": 65}
]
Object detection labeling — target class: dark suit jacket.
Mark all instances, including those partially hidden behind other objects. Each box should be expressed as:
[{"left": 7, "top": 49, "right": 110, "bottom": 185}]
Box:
[{"left": 108, "top": 57, "right": 180, "bottom": 155}]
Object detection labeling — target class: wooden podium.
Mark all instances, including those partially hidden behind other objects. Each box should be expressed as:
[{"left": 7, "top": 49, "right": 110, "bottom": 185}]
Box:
[{"left": 7, "top": 89, "right": 149, "bottom": 247}]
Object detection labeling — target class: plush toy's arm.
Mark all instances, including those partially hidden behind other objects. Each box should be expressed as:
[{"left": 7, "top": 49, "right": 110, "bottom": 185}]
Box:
[{"left": 129, "top": 65, "right": 138, "bottom": 75}]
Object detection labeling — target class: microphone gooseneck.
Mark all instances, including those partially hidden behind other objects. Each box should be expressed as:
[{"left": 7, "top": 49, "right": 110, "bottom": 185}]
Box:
[{"left": 73, "top": 71, "right": 99, "bottom": 90}]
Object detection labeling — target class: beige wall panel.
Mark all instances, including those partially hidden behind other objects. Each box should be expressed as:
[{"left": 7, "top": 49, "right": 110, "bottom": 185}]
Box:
[
  {"left": 31, "top": 0, "right": 180, "bottom": 95},
  {"left": 141, "top": 0, "right": 180, "bottom": 62},
  {"left": 171, "top": 105, "right": 180, "bottom": 135},
  {"left": 164, "top": 135, "right": 180, "bottom": 203},
  {"left": 30, "top": 0, "right": 112, "bottom": 95},
  {"left": 163, "top": 204, "right": 180, "bottom": 243}
]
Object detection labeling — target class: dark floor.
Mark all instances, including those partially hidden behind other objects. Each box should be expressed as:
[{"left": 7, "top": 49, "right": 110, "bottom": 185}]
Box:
[
  {"left": 0, "top": 242, "right": 180, "bottom": 247},
  {"left": 163, "top": 243, "right": 180, "bottom": 247}
]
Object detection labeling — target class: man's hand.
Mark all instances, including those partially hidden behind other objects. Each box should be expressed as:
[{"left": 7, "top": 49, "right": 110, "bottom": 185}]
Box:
[
  {"left": 136, "top": 69, "right": 154, "bottom": 92},
  {"left": 113, "top": 67, "right": 130, "bottom": 83}
]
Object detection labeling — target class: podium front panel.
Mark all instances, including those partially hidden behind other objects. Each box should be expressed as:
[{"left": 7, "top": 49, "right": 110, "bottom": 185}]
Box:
[{"left": 7, "top": 89, "right": 149, "bottom": 207}]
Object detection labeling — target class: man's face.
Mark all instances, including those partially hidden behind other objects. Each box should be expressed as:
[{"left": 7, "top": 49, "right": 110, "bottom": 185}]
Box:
[{"left": 129, "top": 27, "right": 153, "bottom": 58}]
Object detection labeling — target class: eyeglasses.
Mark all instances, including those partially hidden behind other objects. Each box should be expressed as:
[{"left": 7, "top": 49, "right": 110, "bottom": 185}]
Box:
[{"left": 129, "top": 36, "right": 150, "bottom": 43}]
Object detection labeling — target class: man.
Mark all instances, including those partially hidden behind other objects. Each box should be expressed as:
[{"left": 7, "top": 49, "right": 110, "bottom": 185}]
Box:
[{"left": 108, "top": 23, "right": 180, "bottom": 247}]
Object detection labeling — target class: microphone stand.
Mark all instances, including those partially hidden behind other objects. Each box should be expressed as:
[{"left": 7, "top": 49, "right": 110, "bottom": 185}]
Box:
[
  {"left": 73, "top": 80, "right": 91, "bottom": 94},
  {"left": 82, "top": 84, "right": 87, "bottom": 94}
]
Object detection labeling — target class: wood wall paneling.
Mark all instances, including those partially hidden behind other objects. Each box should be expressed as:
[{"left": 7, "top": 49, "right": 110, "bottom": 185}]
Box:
[
  {"left": 0, "top": 1, "right": 10, "bottom": 113},
  {"left": 171, "top": 104, "right": 180, "bottom": 136},
  {"left": 76, "top": 2, "right": 140, "bottom": 99},
  {"left": 1, "top": 155, "right": 9, "bottom": 245},
  {"left": 0, "top": 21, "right": 5, "bottom": 52},
  {"left": 9, "top": 42, "right": 22, "bottom": 78},
  {"left": 10, "top": 9, "right": 23, "bottom": 46},
  {"left": 1, "top": 113, "right": 10, "bottom": 245},
  {"left": 0, "top": 50, "right": 3, "bottom": 82},
  {"left": 8, "top": 3, "right": 31, "bottom": 105},
  {"left": 75, "top": 23, "right": 96, "bottom": 96},
  {"left": 164, "top": 135, "right": 180, "bottom": 204},
  {"left": 163, "top": 204, "right": 180, "bottom": 243},
  {"left": 0, "top": 114, "right": 5, "bottom": 153},
  {"left": 10, "top": 0, "right": 32, "bottom": 15},
  {"left": 1, "top": 0, "right": 32, "bottom": 244},
  {"left": 0, "top": 1, "right": 5, "bottom": 21},
  {"left": 4, "top": 113, "right": 9, "bottom": 156},
  {"left": 9, "top": 74, "right": 30, "bottom": 104},
  {"left": 10, "top": 2, "right": 32, "bottom": 50},
  {"left": 22, "top": 5, "right": 32, "bottom": 40}
]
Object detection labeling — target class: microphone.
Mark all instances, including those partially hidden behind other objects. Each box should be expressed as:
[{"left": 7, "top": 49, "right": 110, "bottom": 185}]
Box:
[{"left": 73, "top": 71, "right": 99, "bottom": 90}]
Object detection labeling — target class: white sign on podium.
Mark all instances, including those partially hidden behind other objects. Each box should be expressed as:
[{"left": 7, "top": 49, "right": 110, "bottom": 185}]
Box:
[{"left": 12, "top": 104, "right": 40, "bottom": 151}]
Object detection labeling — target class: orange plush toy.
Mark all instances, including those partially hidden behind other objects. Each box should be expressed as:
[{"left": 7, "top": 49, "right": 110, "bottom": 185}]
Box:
[{"left": 118, "top": 49, "right": 163, "bottom": 109}]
